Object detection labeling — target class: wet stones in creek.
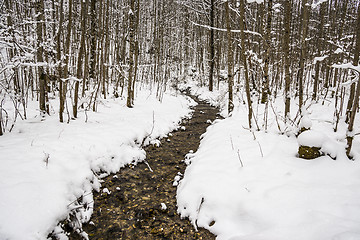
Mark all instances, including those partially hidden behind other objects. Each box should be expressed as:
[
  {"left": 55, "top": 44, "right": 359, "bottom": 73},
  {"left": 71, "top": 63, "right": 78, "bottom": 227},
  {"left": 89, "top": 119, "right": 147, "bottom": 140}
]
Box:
[{"left": 70, "top": 95, "right": 220, "bottom": 239}]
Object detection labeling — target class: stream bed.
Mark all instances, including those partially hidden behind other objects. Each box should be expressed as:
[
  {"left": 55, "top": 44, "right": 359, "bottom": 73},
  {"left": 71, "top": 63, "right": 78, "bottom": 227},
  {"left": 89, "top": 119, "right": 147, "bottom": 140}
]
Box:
[{"left": 70, "top": 93, "right": 220, "bottom": 239}]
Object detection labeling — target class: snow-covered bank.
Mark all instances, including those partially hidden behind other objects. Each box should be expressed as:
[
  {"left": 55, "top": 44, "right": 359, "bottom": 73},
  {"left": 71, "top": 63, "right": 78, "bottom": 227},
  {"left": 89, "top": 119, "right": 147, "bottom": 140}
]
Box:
[
  {"left": 0, "top": 90, "right": 195, "bottom": 240},
  {"left": 177, "top": 83, "right": 360, "bottom": 239}
]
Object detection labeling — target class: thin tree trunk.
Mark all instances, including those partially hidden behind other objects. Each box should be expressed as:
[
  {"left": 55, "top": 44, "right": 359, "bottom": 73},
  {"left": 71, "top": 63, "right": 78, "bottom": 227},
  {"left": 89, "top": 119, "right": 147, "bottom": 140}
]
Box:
[
  {"left": 36, "top": 0, "right": 46, "bottom": 115},
  {"left": 209, "top": 0, "right": 215, "bottom": 92},
  {"left": 131, "top": 0, "right": 140, "bottom": 103},
  {"left": 312, "top": 2, "right": 326, "bottom": 101},
  {"left": 297, "top": 0, "right": 309, "bottom": 113},
  {"left": 346, "top": 2, "right": 360, "bottom": 158},
  {"left": 225, "top": 0, "right": 233, "bottom": 114},
  {"left": 61, "top": 0, "right": 73, "bottom": 123},
  {"left": 127, "top": 0, "right": 136, "bottom": 108},
  {"left": 261, "top": 0, "right": 272, "bottom": 104},
  {"left": 89, "top": 0, "right": 97, "bottom": 84},
  {"left": 73, "top": 0, "right": 87, "bottom": 118},
  {"left": 283, "top": 0, "right": 292, "bottom": 119},
  {"left": 240, "top": 0, "right": 253, "bottom": 128},
  {"left": 57, "top": 0, "right": 64, "bottom": 122}
]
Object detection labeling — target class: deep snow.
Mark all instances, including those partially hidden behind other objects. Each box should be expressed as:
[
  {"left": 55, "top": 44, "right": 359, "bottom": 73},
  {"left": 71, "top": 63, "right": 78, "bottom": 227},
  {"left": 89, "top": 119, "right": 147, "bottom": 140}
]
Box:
[
  {"left": 0, "top": 89, "right": 195, "bottom": 240},
  {"left": 177, "top": 79, "right": 360, "bottom": 240}
]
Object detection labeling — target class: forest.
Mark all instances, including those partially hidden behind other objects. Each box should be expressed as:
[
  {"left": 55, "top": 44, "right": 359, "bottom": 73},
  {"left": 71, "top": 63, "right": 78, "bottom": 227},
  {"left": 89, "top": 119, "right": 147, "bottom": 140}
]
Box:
[{"left": 1, "top": 0, "right": 360, "bottom": 239}]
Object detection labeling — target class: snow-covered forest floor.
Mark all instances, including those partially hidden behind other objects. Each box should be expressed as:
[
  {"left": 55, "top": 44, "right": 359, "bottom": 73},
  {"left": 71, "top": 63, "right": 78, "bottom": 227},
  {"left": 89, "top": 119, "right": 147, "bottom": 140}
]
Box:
[
  {"left": 0, "top": 88, "right": 195, "bottom": 240},
  {"left": 177, "top": 79, "right": 360, "bottom": 240},
  {"left": 1, "top": 78, "right": 360, "bottom": 240},
  {"left": 2, "top": 0, "right": 360, "bottom": 239}
]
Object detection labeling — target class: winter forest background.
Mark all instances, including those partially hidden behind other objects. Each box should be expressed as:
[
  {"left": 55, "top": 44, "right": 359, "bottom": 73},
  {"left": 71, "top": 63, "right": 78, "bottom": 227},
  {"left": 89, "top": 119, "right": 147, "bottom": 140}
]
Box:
[{"left": 1, "top": 0, "right": 360, "bottom": 239}]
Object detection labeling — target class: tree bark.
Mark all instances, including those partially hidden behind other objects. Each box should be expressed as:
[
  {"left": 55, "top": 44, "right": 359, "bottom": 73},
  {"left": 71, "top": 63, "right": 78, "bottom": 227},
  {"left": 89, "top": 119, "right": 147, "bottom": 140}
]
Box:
[
  {"left": 225, "top": 0, "right": 234, "bottom": 114},
  {"left": 89, "top": 0, "right": 97, "bottom": 83},
  {"left": 312, "top": 2, "right": 326, "bottom": 101},
  {"left": 283, "top": 0, "right": 292, "bottom": 119},
  {"left": 73, "top": 0, "right": 87, "bottom": 118},
  {"left": 345, "top": 2, "right": 360, "bottom": 158},
  {"left": 240, "top": 0, "right": 253, "bottom": 128},
  {"left": 209, "top": 0, "right": 215, "bottom": 92},
  {"left": 36, "top": 0, "right": 46, "bottom": 115},
  {"left": 297, "top": 0, "right": 309, "bottom": 113},
  {"left": 261, "top": 0, "right": 272, "bottom": 104},
  {"left": 127, "top": 0, "right": 136, "bottom": 108},
  {"left": 57, "top": 0, "right": 64, "bottom": 122}
]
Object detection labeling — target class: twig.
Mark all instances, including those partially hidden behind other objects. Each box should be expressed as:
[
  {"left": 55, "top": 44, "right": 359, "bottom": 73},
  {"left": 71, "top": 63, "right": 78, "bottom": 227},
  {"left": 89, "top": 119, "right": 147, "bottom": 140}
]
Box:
[
  {"left": 194, "top": 197, "right": 205, "bottom": 231},
  {"left": 231, "top": 135, "right": 244, "bottom": 167},
  {"left": 251, "top": 131, "right": 256, "bottom": 141},
  {"left": 270, "top": 101, "right": 282, "bottom": 132},
  {"left": 230, "top": 135, "right": 235, "bottom": 150},
  {"left": 144, "top": 160, "right": 153, "bottom": 172},
  {"left": 256, "top": 141, "right": 264, "bottom": 157},
  {"left": 43, "top": 151, "right": 50, "bottom": 168},
  {"left": 58, "top": 129, "right": 64, "bottom": 139},
  {"left": 85, "top": 109, "right": 88, "bottom": 123},
  {"left": 67, "top": 192, "right": 93, "bottom": 207},
  {"left": 251, "top": 131, "right": 264, "bottom": 157},
  {"left": 237, "top": 149, "right": 244, "bottom": 167}
]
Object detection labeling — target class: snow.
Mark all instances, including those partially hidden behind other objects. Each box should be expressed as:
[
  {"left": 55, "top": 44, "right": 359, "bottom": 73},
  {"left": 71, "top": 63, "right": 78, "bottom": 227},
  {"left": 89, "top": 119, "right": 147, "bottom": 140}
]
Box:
[
  {"left": 299, "top": 115, "right": 312, "bottom": 130},
  {"left": 2, "top": 60, "right": 360, "bottom": 240},
  {"left": 0, "top": 89, "right": 195, "bottom": 240},
  {"left": 332, "top": 62, "right": 360, "bottom": 73},
  {"left": 272, "top": 3, "right": 281, "bottom": 10},
  {"left": 102, "top": 188, "right": 111, "bottom": 195},
  {"left": 160, "top": 203, "right": 167, "bottom": 210},
  {"left": 311, "top": 0, "right": 328, "bottom": 9},
  {"left": 334, "top": 48, "right": 344, "bottom": 54},
  {"left": 247, "top": 0, "right": 264, "bottom": 4},
  {"left": 177, "top": 81, "right": 360, "bottom": 239},
  {"left": 313, "top": 55, "right": 328, "bottom": 64},
  {"left": 298, "top": 130, "right": 326, "bottom": 148}
]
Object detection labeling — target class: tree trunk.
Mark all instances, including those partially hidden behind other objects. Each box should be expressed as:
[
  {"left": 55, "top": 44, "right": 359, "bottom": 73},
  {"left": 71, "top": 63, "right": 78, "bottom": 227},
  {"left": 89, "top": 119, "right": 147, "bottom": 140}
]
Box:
[
  {"left": 89, "top": 0, "right": 97, "bottom": 83},
  {"left": 209, "top": 0, "right": 215, "bottom": 92},
  {"left": 240, "top": 0, "right": 253, "bottom": 128},
  {"left": 131, "top": 0, "right": 140, "bottom": 103},
  {"left": 36, "top": 0, "right": 46, "bottom": 115},
  {"left": 225, "top": 0, "right": 233, "bottom": 114},
  {"left": 261, "top": 0, "right": 272, "bottom": 104},
  {"left": 73, "top": 0, "right": 87, "bottom": 118},
  {"left": 312, "top": 2, "right": 326, "bottom": 101},
  {"left": 297, "top": 0, "right": 309, "bottom": 113},
  {"left": 283, "top": 0, "right": 292, "bottom": 119},
  {"left": 127, "top": 0, "right": 136, "bottom": 108},
  {"left": 345, "top": 2, "right": 360, "bottom": 158},
  {"left": 57, "top": 0, "right": 64, "bottom": 122}
]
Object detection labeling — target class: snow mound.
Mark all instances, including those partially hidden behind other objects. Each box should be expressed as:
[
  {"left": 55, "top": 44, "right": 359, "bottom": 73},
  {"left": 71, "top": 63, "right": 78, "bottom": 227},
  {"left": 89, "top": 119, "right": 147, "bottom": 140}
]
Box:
[{"left": 297, "top": 130, "right": 325, "bottom": 148}]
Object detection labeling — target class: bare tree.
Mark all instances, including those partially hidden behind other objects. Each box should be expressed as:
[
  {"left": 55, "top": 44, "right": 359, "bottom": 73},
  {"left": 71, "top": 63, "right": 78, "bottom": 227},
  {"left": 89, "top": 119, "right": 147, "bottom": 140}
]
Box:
[
  {"left": 239, "top": 0, "right": 253, "bottom": 128},
  {"left": 283, "top": 0, "right": 292, "bottom": 119},
  {"left": 127, "top": 0, "right": 137, "bottom": 108},
  {"left": 225, "top": 0, "right": 234, "bottom": 114},
  {"left": 261, "top": 0, "right": 272, "bottom": 104},
  {"left": 209, "top": 0, "right": 215, "bottom": 92},
  {"left": 36, "top": 0, "right": 47, "bottom": 115},
  {"left": 73, "top": 0, "right": 87, "bottom": 118},
  {"left": 297, "top": 0, "right": 310, "bottom": 112},
  {"left": 346, "top": 2, "right": 360, "bottom": 158}
]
